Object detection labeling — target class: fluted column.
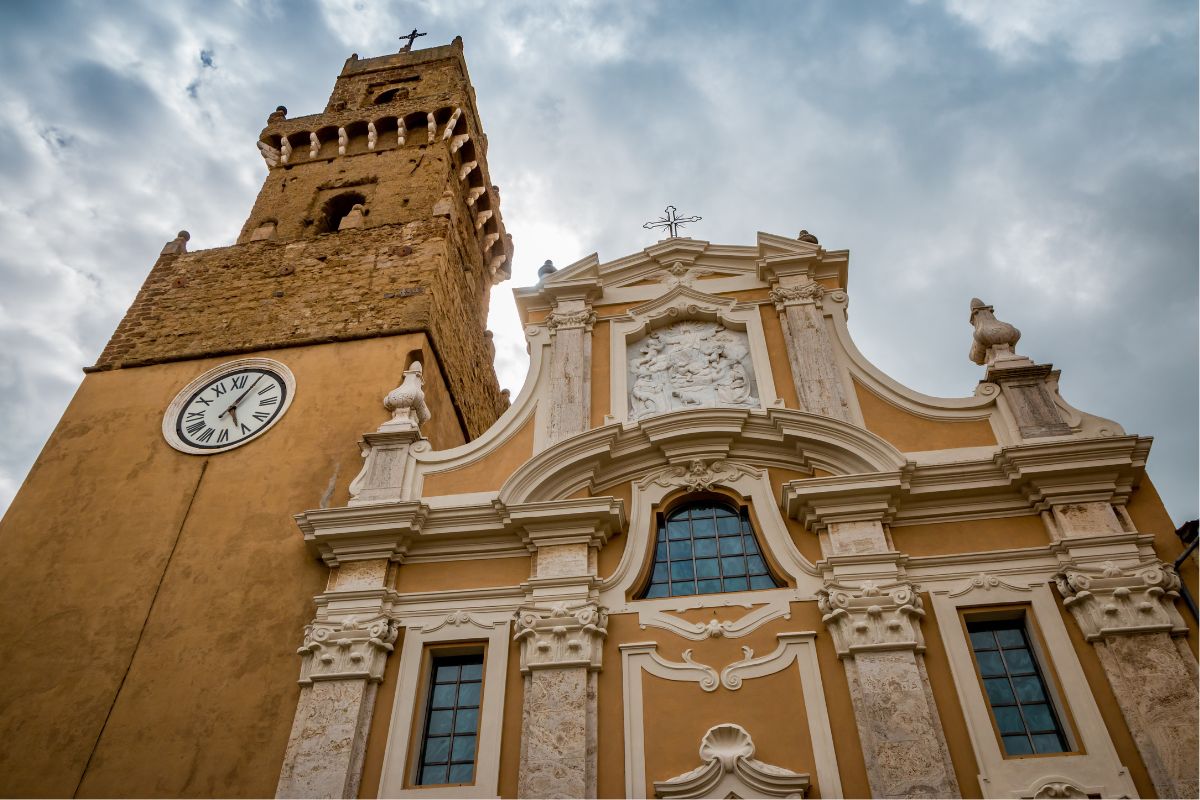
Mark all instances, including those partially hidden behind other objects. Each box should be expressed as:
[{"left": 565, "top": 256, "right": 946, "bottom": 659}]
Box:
[
  {"left": 1057, "top": 560, "right": 1197, "bottom": 799},
  {"left": 276, "top": 560, "right": 397, "bottom": 798},
  {"left": 769, "top": 279, "right": 852, "bottom": 421},
  {"left": 514, "top": 603, "right": 607, "bottom": 798},
  {"left": 545, "top": 299, "right": 595, "bottom": 443}
]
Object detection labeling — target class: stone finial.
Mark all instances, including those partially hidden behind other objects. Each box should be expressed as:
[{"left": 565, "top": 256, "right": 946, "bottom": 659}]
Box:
[
  {"left": 381, "top": 361, "right": 430, "bottom": 431},
  {"left": 969, "top": 297, "right": 1027, "bottom": 367},
  {"left": 797, "top": 229, "right": 819, "bottom": 244},
  {"left": 268, "top": 105, "right": 287, "bottom": 123},
  {"left": 537, "top": 259, "right": 557, "bottom": 280},
  {"left": 160, "top": 230, "right": 190, "bottom": 255},
  {"left": 338, "top": 203, "right": 366, "bottom": 231}
]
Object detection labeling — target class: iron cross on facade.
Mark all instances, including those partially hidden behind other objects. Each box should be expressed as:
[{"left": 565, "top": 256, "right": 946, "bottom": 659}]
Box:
[
  {"left": 643, "top": 205, "right": 702, "bottom": 238},
  {"left": 399, "top": 28, "right": 427, "bottom": 52}
]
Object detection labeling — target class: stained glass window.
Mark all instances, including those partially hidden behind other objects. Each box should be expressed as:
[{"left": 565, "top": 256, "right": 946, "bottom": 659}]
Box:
[
  {"left": 967, "top": 618, "right": 1070, "bottom": 756},
  {"left": 416, "top": 653, "right": 483, "bottom": 785},
  {"left": 641, "top": 501, "right": 781, "bottom": 598}
]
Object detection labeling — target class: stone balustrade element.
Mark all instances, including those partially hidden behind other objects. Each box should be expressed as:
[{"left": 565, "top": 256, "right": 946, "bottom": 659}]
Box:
[
  {"left": 514, "top": 603, "right": 607, "bottom": 798},
  {"left": 1056, "top": 559, "right": 1198, "bottom": 799},
  {"left": 817, "top": 580, "right": 925, "bottom": 657}
]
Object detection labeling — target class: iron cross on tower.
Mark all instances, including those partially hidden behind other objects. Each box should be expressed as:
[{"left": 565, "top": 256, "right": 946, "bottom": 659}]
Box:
[
  {"left": 643, "top": 205, "right": 702, "bottom": 238},
  {"left": 399, "top": 28, "right": 427, "bottom": 52}
]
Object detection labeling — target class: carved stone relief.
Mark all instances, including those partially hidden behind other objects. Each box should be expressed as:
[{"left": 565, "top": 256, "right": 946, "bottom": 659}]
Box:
[
  {"left": 627, "top": 321, "right": 758, "bottom": 420},
  {"left": 653, "top": 723, "right": 810, "bottom": 799}
]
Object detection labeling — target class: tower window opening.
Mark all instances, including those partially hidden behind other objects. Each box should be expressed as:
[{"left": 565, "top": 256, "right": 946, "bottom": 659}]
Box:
[
  {"left": 374, "top": 87, "right": 409, "bottom": 105},
  {"left": 640, "top": 499, "right": 781, "bottom": 599},
  {"left": 316, "top": 192, "right": 367, "bottom": 234}
]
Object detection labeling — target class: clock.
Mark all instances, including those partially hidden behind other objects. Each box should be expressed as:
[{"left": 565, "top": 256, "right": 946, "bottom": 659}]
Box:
[{"left": 163, "top": 358, "right": 296, "bottom": 454}]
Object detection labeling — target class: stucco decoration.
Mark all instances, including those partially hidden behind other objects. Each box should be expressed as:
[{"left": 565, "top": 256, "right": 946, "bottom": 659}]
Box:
[
  {"left": 644, "top": 458, "right": 761, "bottom": 492},
  {"left": 653, "top": 724, "right": 811, "bottom": 799},
  {"left": 513, "top": 603, "right": 608, "bottom": 672},
  {"left": 628, "top": 320, "right": 758, "bottom": 419},
  {"left": 1056, "top": 560, "right": 1197, "bottom": 799},
  {"left": 515, "top": 603, "right": 607, "bottom": 798},
  {"left": 1055, "top": 560, "right": 1187, "bottom": 640},
  {"left": 817, "top": 580, "right": 926, "bottom": 657},
  {"left": 1017, "top": 777, "right": 1104, "bottom": 799},
  {"left": 969, "top": 298, "right": 1025, "bottom": 368},
  {"left": 296, "top": 616, "right": 397, "bottom": 684},
  {"left": 948, "top": 572, "right": 1032, "bottom": 598}
]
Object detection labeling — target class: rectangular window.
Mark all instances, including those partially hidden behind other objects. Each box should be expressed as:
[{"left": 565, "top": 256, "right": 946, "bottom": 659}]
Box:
[
  {"left": 415, "top": 652, "right": 484, "bottom": 785},
  {"left": 966, "top": 617, "right": 1070, "bottom": 757}
]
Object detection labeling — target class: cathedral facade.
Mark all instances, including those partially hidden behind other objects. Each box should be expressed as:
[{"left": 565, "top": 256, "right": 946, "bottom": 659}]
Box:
[{"left": 0, "top": 38, "right": 1195, "bottom": 800}]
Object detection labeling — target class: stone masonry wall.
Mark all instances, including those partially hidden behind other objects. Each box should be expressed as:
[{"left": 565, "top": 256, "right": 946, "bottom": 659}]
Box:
[{"left": 91, "top": 219, "right": 505, "bottom": 439}]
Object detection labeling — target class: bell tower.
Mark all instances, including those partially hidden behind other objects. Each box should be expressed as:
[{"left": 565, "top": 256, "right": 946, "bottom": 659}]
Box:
[
  {"left": 95, "top": 35, "right": 511, "bottom": 439},
  {"left": 0, "top": 37, "right": 512, "bottom": 797}
]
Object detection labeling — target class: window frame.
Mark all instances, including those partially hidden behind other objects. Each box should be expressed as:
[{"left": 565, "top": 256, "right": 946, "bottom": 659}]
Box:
[
  {"left": 377, "top": 613, "right": 511, "bottom": 799},
  {"left": 637, "top": 495, "right": 784, "bottom": 600},
  {"left": 411, "top": 648, "right": 486, "bottom": 787},
  {"left": 962, "top": 611, "right": 1079, "bottom": 759}
]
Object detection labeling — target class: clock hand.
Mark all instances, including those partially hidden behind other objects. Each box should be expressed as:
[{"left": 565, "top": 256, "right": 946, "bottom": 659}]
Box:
[
  {"left": 229, "top": 406, "right": 240, "bottom": 428},
  {"left": 218, "top": 374, "right": 265, "bottom": 419}
]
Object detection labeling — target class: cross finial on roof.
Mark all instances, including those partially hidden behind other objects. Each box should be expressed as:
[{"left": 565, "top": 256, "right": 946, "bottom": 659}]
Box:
[
  {"left": 399, "top": 28, "right": 427, "bottom": 52},
  {"left": 643, "top": 205, "right": 702, "bottom": 239}
]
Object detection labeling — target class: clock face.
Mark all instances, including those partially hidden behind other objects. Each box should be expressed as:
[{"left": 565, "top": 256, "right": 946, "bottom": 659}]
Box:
[{"left": 164, "top": 358, "right": 295, "bottom": 454}]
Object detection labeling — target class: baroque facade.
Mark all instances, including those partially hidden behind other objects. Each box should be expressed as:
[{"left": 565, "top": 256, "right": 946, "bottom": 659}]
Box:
[{"left": 0, "top": 37, "right": 1196, "bottom": 800}]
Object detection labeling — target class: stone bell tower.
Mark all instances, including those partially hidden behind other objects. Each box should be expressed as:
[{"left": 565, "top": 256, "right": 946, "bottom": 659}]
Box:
[
  {"left": 0, "top": 37, "right": 511, "bottom": 798},
  {"left": 96, "top": 35, "right": 511, "bottom": 439}
]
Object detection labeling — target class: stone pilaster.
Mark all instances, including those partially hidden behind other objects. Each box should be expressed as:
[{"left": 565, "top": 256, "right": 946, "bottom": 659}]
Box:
[
  {"left": 818, "top": 578, "right": 960, "bottom": 798},
  {"left": 513, "top": 603, "right": 607, "bottom": 798},
  {"left": 546, "top": 300, "right": 596, "bottom": 443},
  {"left": 276, "top": 559, "right": 397, "bottom": 799},
  {"left": 1056, "top": 560, "right": 1198, "bottom": 799},
  {"left": 769, "top": 280, "right": 852, "bottom": 421}
]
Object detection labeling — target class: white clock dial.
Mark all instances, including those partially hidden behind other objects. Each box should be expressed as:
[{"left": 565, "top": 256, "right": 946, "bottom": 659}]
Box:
[{"left": 163, "top": 358, "right": 295, "bottom": 454}]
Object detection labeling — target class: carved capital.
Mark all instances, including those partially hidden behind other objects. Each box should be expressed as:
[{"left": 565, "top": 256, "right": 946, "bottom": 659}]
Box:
[
  {"left": 546, "top": 308, "right": 597, "bottom": 333},
  {"left": 1055, "top": 560, "right": 1187, "bottom": 640},
  {"left": 817, "top": 580, "right": 925, "bottom": 657},
  {"left": 297, "top": 616, "right": 398, "bottom": 684},
  {"left": 513, "top": 603, "right": 608, "bottom": 672},
  {"left": 769, "top": 281, "right": 824, "bottom": 310}
]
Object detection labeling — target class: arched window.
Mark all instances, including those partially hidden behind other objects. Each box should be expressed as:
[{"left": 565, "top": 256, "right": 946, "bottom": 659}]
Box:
[
  {"left": 316, "top": 192, "right": 366, "bottom": 233},
  {"left": 641, "top": 499, "right": 781, "bottom": 599}
]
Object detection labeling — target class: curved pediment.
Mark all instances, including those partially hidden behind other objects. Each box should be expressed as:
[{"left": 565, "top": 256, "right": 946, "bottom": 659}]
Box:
[{"left": 498, "top": 406, "right": 907, "bottom": 504}]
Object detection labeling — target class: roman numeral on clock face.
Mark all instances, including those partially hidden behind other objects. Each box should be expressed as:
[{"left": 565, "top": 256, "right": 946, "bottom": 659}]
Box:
[
  {"left": 186, "top": 411, "right": 204, "bottom": 420},
  {"left": 252, "top": 411, "right": 270, "bottom": 422},
  {"left": 197, "top": 428, "right": 215, "bottom": 443},
  {"left": 211, "top": 382, "right": 227, "bottom": 397},
  {"left": 259, "top": 396, "right": 278, "bottom": 406},
  {"left": 230, "top": 375, "right": 248, "bottom": 389},
  {"left": 186, "top": 420, "right": 205, "bottom": 435},
  {"left": 217, "top": 429, "right": 229, "bottom": 444}
]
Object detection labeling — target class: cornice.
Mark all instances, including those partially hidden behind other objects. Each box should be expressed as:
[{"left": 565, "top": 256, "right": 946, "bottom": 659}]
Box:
[{"left": 782, "top": 435, "right": 1154, "bottom": 530}]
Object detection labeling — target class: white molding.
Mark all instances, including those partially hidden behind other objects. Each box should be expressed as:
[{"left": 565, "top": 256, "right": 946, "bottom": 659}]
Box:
[
  {"left": 601, "top": 462, "right": 823, "bottom": 610},
  {"left": 653, "top": 723, "right": 811, "bottom": 799},
  {"left": 606, "top": 285, "right": 781, "bottom": 424},
  {"left": 376, "top": 610, "right": 511, "bottom": 798},
  {"left": 635, "top": 599, "right": 792, "bottom": 641},
  {"left": 161, "top": 357, "right": 297, "bottom": 455},
  {"left": 928, "top": 583, "right": 1139, "bottom": 799},
  {"left": 620, "top": 634, "right": 842, "bottom": 799}
]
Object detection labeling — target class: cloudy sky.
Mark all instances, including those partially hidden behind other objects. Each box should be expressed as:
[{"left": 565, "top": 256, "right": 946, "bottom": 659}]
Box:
[{"left": 0, "top": 0, "right": 1195, "bottom": 524}]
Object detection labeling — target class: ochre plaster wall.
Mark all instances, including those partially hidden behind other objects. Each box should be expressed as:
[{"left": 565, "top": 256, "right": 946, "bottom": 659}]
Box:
[
  {"left": 596, "top": 481, "right": 633, "bottom": 580},
  {"left": 0, "top": 333, "right": 449, "bottom": 797},
  {"left": 594, "top": 602, "right": 872, "bottom": 799},
  {"left": 497, "top": 632, "right": 525, "bottom": 797},
  {"left": 590, "top": 319, "right": 612, "bottom": 426},
  {"left": 394, "top": 556, "right": 530, "bottom": 593},
  {"left": 770, "top": 468, "right": 824, "bottom": 564},
  {"left": 919, "top": 593, "right": 984, "bottom": 797},
  {"left": 853, "top": 379, "right": 997, "bottom": 451},
  {"left": 419, "top": 413, "right": 535, "bottom": 496},
  {"left": 359, "top": 628, "right": 405, "bottom": 798},
  {"left": 1051, "top": 590, "right": 1157, "bottom": 797},
  {"left": 760, "top": 304, "right": 800, "bottom": 409},
  {"left": 890, "top": 514, "right": 1049, "bottom": 557}
]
